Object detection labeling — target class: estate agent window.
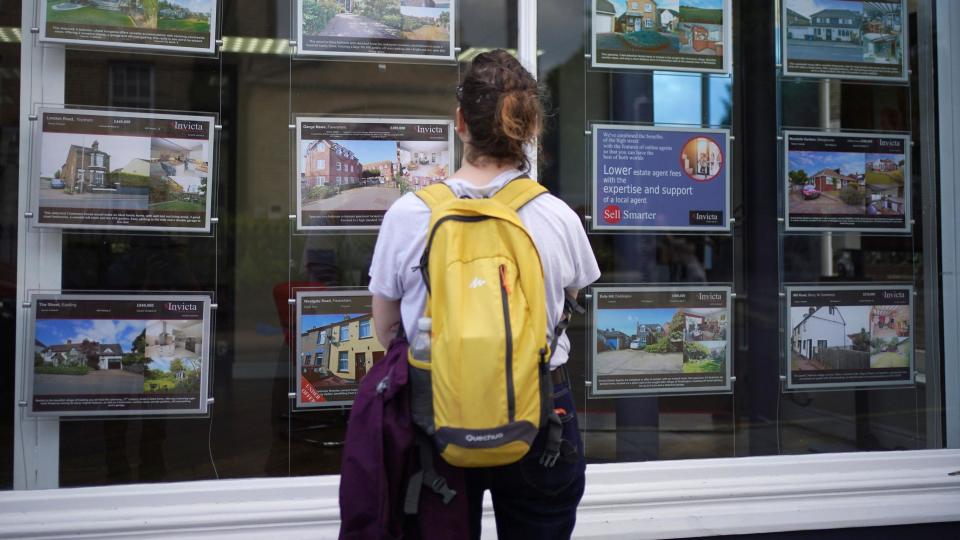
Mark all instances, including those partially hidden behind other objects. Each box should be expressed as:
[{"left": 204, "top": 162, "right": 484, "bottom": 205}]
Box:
[{"left": 2, "top": 5, "right": 958, "bottom": 536}]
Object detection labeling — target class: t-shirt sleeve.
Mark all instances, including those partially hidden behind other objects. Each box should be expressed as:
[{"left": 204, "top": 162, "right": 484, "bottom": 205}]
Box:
[
  {"left": 368, "top": 203, "right": 405, "bottom": 300},
  {"left": 566, "top": 208, "right": 601, "bottom": 290}
]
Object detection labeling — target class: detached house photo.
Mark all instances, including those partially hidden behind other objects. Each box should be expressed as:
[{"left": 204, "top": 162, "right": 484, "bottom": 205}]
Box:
[
  {"left": 32, "top": 318, "right": 147, "bottom": 396},
  {"left": 787, "top": 148, "right": 870, "bottom": 217}
]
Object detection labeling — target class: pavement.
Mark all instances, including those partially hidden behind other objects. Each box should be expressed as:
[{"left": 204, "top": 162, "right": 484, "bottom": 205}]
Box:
[
  {"left": 320, "top": 13, "right": 401, "bottom": 39},
  {"left": 595, "top": 349, "right": 683, "bottom": 375},
  {"left": 303, "top": 186, "right": 402, "bottom": 211},
  {"left": 788, "top": 40, "right": 864, "bottom": 63},
  {"left": 789, "top": 190, "right": 864, "bottom": 215},
  {"left": 39, "top": 182, "right": 149, "bottom": 210},
  {"left": 35, "top": 369, "right": 145, "bottom": 395}
]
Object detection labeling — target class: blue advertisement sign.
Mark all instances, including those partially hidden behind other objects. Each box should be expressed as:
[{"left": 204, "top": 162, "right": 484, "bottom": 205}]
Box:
[{"left": 592, "top": 124, "right": 731, "bottom": 231}]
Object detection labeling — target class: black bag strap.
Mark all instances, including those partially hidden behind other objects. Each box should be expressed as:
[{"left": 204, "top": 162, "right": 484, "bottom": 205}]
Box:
[{"left": 404, "top": 429, "right": 457, "bottom": 515}]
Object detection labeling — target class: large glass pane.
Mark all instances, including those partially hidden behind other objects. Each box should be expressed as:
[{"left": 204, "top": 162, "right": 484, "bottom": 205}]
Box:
[{"left": 543, "top": 0, "right": 943, "bottom": 464}]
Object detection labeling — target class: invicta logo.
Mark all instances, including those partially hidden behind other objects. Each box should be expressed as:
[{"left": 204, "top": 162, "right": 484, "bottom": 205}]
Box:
[{"left": 468, "top": 278, "right": 487, "bottom": 289}]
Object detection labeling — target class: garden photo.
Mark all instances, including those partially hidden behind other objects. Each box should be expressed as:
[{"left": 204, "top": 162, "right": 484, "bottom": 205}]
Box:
[
  {"left": 143, "top": 319, "right": 204, "bottom": 393},
  {"left": 46, "top": 0, "right": 159, "bottom": 30},
  {"left": 157, "top": 0, "right": 213, "bottom": 33}
]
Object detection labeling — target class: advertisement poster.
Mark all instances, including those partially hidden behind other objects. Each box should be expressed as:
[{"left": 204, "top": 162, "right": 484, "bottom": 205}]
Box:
[
  {"left": 296, "top": 116, "right": 453, "bottom": 230},
  {"left": 297, "top": 0, "right": 455, "bottom": 60},
  {"left": 40, "top": 0, "right": 218, "bottom": 54},
  {"left": 592, "top": 124, "right": 730, "bottom": 231},
  {"left": 33, "top": 108, "right": 216, "bottom": 232},
  {"left": 782, "top": 0, "right": 906, "bottom": 81},
  {"left": 591, "top": 286, "right": 732, "bottom": 396},
  {"left": 784, "top": 130, "right": 910, "bottom": 233},
  {"left": 786, "top": 285, "right": 913, "bottom": 389},
  {"left": 28, "top": 294, "right": 211, "bottom": 417},
  {"left": 295, "top": 290, "right": 382, "bottom": 409},
  {"left": 591, "top": 0, "right": 732, "bottom": 74}
]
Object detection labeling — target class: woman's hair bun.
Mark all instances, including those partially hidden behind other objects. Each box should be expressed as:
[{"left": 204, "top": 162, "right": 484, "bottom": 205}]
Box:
[{"left": 459, "top": 49, "right": 544, "bottom": 171}]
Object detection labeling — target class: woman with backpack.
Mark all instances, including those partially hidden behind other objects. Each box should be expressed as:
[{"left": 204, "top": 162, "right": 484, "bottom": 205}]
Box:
[{"left": 366, "top": 49, "right": 601, "bottom": 539}]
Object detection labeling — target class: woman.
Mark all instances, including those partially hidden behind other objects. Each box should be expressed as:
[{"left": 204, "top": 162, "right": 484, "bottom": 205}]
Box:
[{"left": 368, "top": 49, "right": 600, "bottom": 539}]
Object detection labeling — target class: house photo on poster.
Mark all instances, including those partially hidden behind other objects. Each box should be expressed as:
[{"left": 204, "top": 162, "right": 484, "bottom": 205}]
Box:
[
  {"left": 295, "top": 290, "right": 382, "bottom": 409},
  {"left": 592, "top": 0, "right": 732, "bottom": 73},
  {"left": 591, "top": 286, "right": 732, "bottom": 396},
  {"left": 40, "top": 0, "right": 218, "bottom": 54},
  {"left": 33, "top": 108, "right": 216, "bottom": 232},
  {"left": 28, "top": 294, "right": 211, "bottom": 417},
  {"left": 786, "top": 285, "right": 913, "bottom": 389},
  {"left": 782, "top": 0, "right": 906, "bottom": 81},
  {"left": 784, "top": 130, "right": 910, "bottom": 232},
  {"left": 297, "top": 0, "right": 455, "bottom": 60},
  {"left": 296, "top": 116, "right": 453, "bottom": 230},
  {"left": 592, "top": 124, "right": 730, "bottom": 231}
]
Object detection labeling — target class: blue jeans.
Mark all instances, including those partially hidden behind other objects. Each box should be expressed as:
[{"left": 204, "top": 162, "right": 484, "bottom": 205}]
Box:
[{"left": 465, "top": 381, "right": 586, "bottom": 540}]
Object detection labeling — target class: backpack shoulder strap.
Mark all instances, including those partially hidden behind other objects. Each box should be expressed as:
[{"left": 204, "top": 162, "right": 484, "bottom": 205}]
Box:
[
  {"left": 415, "top": 183, "right": 456, "bottom": 210},
  {"left": 493, "top": 176, "right": 548, "bottom": 211}
]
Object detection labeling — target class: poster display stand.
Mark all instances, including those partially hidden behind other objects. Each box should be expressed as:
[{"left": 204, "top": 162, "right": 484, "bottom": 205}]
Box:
[{"left": 26, "top": 293, "right": 214, "bottom": 417}]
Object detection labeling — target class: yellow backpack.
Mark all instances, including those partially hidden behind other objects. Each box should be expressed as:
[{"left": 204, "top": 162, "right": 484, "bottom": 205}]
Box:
[{"left": 409, "top": 176, "right": 558, "bottom": 468}]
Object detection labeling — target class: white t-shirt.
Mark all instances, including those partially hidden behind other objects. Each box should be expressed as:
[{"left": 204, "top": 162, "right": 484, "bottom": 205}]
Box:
[{"left": 368, "top": 169, "right": 601, "bottom": 368}]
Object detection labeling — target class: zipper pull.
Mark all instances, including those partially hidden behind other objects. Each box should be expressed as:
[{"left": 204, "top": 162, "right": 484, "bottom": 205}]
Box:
[{"left": 499, "top": 264, "right": 511, "bottom": 295}]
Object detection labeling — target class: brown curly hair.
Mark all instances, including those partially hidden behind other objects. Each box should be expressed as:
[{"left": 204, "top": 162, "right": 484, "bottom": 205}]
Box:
[{"left": 457, "top": 49, "right": 544, "bottom": 172}]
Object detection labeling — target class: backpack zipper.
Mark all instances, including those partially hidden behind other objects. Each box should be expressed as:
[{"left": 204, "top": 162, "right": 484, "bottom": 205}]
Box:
[
  {"left": 418, "top": 214, "right": 489, "bottom": 294},
  {"left": 499, "top": 263, "right": 515, "bottom": 422}
]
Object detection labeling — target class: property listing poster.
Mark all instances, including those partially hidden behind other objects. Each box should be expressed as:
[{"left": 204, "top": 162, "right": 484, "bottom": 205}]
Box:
[
  {"left": 34, "top": 108, "right": 216, "bottom": 232},
  {"left": 296, "top": 116, "right": 453, "bottom": 230},
  {"left": 295, "top": 290, "right": 382, "bottom": 409},
  {"left": 784, "top": 130, "right": 910, "bottom": 232},
  {"left": 591, "top": 286, "right": 733, "bottom": 396},
  {"left": 40, "top": 0, "right": 218, "bottom": 54},
  {"left": 786, "top": 285, "right": 913, "bottom": 390},
  {"left": 297, "top": 0, "right": 455, "bottom": 60},
  {"left": 28, "top": 294, "right": 211, "bottom": 417},
  {"left": 592, "top": 124, "right": 730, "bottom": 231},
  {"left": 591, "top": 0, "right": 732, "bottom": 74},
  {"left": 782, "top": 0, "right": 907, "bottom": 81}
]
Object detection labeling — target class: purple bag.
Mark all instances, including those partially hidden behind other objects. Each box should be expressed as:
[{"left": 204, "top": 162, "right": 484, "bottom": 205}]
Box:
[{"left": 339, "top": 337, "right": 467, "bottom": 540}]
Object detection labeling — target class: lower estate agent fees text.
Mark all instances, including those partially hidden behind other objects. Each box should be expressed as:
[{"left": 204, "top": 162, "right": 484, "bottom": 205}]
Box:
[{"left": 594, "top": 125, "right": 730, "bottom": 231}]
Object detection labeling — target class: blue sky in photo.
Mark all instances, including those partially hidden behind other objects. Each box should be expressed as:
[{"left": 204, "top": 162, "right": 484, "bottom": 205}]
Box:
[
  {"left": 864, "top": 152, "right": 904, "bottom": 163},
  {"left": 400, "top": 6, "right": 447, "bottom": 18},
  {"left": 330, "top": 140, "right": 396, "bottom": 164},
  {"left": 597, "top": 308, "right": 677, "bottom": 335},
  {"left": 786, "top": 0, "right": 863, "bottom": 18},
  {"left": 680, "top": 0, "right": 723, "bottom": 9},
  {"left": 788, "top": 150, "right": 865, "bottom": 176},
  {"left": 34, "top": 319, "right": 141, "bottom": 353},
  {"left": 302, "top": 313, "right": 365, "bottom": 333},
  {"left": 151, "top": 356, "right": 201, "bottom": 373},
  {"left": 163, "top": 0, "right": 213, "bottom": 15}
]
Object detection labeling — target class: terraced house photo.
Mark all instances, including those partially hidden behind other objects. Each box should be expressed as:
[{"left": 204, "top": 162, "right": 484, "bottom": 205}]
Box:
[{"left": 298, "top": 311, "right": 385, "bottom": 407}]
